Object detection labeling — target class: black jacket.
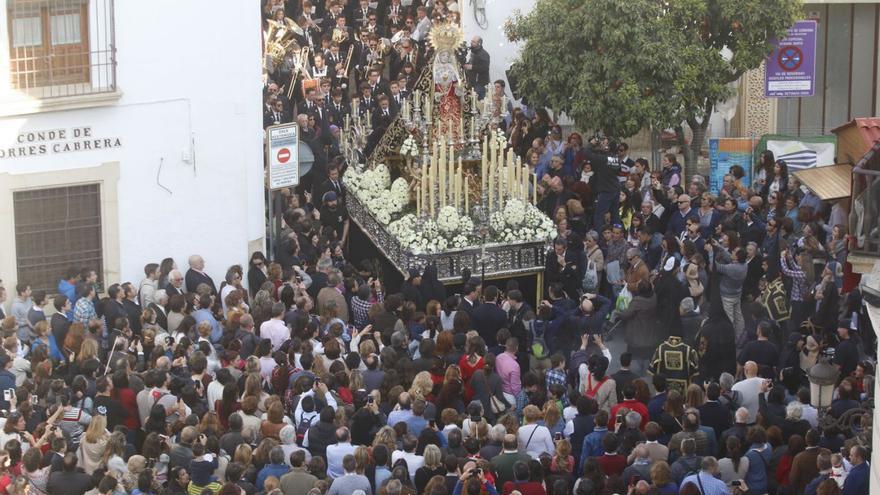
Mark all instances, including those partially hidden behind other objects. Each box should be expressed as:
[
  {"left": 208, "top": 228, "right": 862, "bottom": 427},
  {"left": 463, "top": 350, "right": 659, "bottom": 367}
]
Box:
[
  {"left": 306, "top": 420, "right": 338, "bottom": 459},
  {"left": 185, "top": 269, "right": 217, "bottom": 294},
  {"left": 47, "top": 470, "right": 94, "bottom": 495},
  {"left": 471, "top": 302, "right": 508, "bottom": 347}
]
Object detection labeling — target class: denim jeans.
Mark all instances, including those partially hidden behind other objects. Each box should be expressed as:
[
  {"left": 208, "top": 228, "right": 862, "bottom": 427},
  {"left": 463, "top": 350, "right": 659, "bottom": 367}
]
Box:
[{"left": 594, "top": 191, "right": 621, "bottom": 229}]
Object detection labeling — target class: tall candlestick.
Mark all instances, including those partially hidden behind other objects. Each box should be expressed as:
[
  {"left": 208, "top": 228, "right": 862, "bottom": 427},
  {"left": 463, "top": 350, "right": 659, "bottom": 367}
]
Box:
[
  {"left": 449, "top": 141, "right": 455, "bottom": 207},
  {"left": 439, "top": 137, "right": 446, "bottom": 208},
  {"left": 425, "top": 94, "right": 431, "bottom": 122},
  {"left": 464, "top": 170, "right": 469, "bottom": 214},
  {"left": 488, "top": 149, "right": 494, "bottom": 210},
  {"left": 481, "top": 136, "right": 487, "bottom": 193},
  {"left": 532, "top": 171, "right": 538, "bottom": 205},
  {"left": 459, "top": 115, "right": 464, "bottom": 142}
]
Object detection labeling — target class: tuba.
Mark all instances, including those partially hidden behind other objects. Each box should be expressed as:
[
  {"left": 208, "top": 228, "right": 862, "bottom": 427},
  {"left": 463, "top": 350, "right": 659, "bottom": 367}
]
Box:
[{"left": 264, "top": 19, "right": 301, "bottom": 69}]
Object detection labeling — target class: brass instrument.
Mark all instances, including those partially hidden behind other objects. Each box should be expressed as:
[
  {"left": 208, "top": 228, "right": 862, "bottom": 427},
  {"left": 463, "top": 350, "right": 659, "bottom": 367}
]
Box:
[
  {"left": 332, "top": 27, "right": 349, "bottom": 44},
  {"left": 264, "top": 19, "right": 302, "bottom": 70},
  {"left": 286, "top": 46, "right": 312, "bottom": 100},
  {"left": 340, "top": 45, "right": 355, "bottom": 85}
]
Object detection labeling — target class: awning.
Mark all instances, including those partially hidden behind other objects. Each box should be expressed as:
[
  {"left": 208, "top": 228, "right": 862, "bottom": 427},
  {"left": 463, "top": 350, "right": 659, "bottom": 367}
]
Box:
[{"left": 792, "top": 164, "right": 853, "bottom": 201}]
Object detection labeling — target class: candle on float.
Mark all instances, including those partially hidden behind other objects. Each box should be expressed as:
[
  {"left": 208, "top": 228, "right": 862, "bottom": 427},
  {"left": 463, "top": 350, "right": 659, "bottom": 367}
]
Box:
[
  {"left": 532, "top": 169, "right": 538, "bottom": 204},
  {"left": 430, "top": 142, "right": 437, "bottom": 215},
  {"left": 464, "top": 170, "right": 469, "bottom": 214},
  {"left": 520, "top": 158, "right": 528, "bottom": 202},
  {"left": 449, "top": 141, "right": 455, "bottom": 207},
  {"left": 513, "top": 159, "right": 520, "bottom": 200},
  {"left": 425, "top": 94, "right": 431, "bottom": 122},
  {"left": 459, "top": 114, "right": 465, "bottom": 142},
  {"left": 488, "top": 145, "right": 494, "bottom": 210},
  {"left": 481, "top": 135, "right": 487, "bottom": 193},
  {"left": 471, "top": 89, "right": 477, "bottom": 112},
  {"left": 439, "top": 137, "right": 446, "bottom": 208},
  {"left": 508, "top": 149, "right": 515, "bottom": 198}
]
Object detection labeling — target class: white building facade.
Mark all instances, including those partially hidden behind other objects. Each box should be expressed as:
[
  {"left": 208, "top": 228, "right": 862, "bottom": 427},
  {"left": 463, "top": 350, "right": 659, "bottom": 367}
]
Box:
[{"left": 0, "top": 0, "right": 265, "bottom": 293}]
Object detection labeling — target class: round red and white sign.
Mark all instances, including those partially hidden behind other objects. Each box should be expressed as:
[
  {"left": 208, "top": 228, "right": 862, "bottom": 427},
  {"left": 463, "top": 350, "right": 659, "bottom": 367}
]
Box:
[{"left": 276, "top": 148, "right": 291, "bottom": 163}]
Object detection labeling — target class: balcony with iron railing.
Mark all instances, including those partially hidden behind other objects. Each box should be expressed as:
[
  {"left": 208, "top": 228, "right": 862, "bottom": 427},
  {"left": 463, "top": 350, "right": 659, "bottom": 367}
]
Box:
[{"left": 3, "top": 0, "right": 119, "bottom": 116}]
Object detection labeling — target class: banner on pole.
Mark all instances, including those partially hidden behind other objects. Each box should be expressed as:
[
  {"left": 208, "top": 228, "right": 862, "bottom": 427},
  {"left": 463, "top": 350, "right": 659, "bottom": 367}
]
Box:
[{"left": 708, "top": 138, "right": 754, "bottom": 195}]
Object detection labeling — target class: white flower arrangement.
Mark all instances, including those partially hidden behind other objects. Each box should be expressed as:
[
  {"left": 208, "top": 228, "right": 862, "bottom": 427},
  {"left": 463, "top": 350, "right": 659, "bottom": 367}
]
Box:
[
  {"left": 458, "top": 216, "right": 474, "bottom": 234},
  {"left": 436, "top": 206, "right": 460, "bottom": 234},
  {"left": 399, "top": 136, "right": 420, "bottom": 158},
  {"left": 489, "top": 211, "right": 507, "bottom": 233},
  {"left": 492, "top": 130, "right": 508, "bottom": 149},
  {"left": 389, "top": 178, "right": 411, "bottom": 213},
  {"left": 503, "top": 199, "right": 527, "bottom": 227},
  {"left": 347, "top": 162, "right": 554, "bottom": 252}
]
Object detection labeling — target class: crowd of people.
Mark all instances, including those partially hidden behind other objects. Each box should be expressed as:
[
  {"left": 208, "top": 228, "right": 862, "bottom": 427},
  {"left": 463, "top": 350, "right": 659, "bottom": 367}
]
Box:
[{"left": 0, "top": 1, "right": 872, "bottom": 495}]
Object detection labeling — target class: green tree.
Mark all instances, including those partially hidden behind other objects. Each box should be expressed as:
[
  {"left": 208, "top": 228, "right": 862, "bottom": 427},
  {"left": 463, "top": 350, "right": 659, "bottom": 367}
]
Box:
[{"left": 505, "top": 0, "right": 801, "bottom": 176}]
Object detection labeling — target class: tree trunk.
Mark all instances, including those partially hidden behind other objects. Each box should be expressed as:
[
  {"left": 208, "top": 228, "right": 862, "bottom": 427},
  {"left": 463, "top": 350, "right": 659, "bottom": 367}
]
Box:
[{"left": 683, "top": 105, "right": 713, "bottom": 179}]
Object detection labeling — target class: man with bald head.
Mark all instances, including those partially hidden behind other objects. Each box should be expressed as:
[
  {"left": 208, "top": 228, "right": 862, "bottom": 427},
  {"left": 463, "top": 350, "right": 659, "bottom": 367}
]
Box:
[
  {"left": 185, "top": 255, "right": 216, "bottom": 294},
  {"left": 731, "top": 361, "right": 764, "bottom": 423},
  {"left": 622, "top": 444, "right": 653, "bottom": 485},
  {"left": 490, "top": 434, "right": 531, "bottom": 489},
  {"left": 464, "top": 35, "right": 490, "bottom": 98}
]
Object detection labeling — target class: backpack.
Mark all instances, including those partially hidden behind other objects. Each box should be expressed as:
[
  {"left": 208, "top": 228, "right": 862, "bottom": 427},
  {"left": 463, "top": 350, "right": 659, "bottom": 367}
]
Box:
[
  {"left": 530, "top": 320, "right": 550, "bottom": 360},
  {"left": 295, "top": 412, "right": 314, "bottom": 446},
  {"left": 584, "top": 374, "right": 608, "bottom": 399},
  {"left": 582, "top": 256, "right": 599, "bottom": 293}
]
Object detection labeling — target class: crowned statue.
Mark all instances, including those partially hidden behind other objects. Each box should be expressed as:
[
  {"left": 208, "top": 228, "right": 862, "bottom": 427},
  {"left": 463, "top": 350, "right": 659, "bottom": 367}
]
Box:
[{"left": 428, "top": 23, "right": 466, "bottom": 140}]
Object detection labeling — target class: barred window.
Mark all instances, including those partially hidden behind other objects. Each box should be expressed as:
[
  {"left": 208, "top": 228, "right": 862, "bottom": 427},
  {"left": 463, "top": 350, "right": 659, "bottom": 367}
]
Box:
[
  {"left": 7, "top": 0, "right": 116, "bottom": 97},
  {"left": 13, "top": 184, "right": 103, "bottom": 294}
]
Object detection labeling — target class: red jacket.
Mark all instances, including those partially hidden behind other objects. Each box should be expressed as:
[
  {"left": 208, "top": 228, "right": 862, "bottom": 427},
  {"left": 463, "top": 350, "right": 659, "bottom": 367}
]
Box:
[
  {"left": 595, "top": 454, "right": 627, "bottom": 477},
  {"left": 608, "top": 399, "right": 650, "bottom": 430}
]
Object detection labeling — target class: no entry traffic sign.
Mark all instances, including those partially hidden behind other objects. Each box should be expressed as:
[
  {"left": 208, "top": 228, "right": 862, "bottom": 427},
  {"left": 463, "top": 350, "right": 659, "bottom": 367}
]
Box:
[
  {"left": 277, "top": 147, "right": 291, "bottom": 164},
  {"left": 267, "top": 124, "right": 299, "bottom": 189}
]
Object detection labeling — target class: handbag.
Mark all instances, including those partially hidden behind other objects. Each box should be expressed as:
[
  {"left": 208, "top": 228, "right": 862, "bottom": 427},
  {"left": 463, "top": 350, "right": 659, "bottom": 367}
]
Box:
[
  {"left": 490, "top": 395, "right": 508, "bottom": 414},
  {"left": 582, "top": 258, "right": 599, "bottom": 293}
]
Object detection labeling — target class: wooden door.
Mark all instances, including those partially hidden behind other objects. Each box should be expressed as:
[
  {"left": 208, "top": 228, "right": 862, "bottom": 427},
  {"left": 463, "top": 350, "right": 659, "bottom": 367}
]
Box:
[{"left": 7, "top": 0, "right": 90, "bottom": 89}]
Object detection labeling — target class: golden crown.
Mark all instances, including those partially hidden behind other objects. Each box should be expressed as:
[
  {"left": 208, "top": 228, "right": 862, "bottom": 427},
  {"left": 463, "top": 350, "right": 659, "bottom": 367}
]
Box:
[{"left": 428, "top": 22, "right": 465, "bottom": 52}]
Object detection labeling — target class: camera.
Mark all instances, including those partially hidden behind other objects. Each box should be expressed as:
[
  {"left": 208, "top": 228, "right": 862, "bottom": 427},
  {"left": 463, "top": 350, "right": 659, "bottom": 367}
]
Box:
[{"left": 554, "top": 432, "right": 562, "bottom": 441}]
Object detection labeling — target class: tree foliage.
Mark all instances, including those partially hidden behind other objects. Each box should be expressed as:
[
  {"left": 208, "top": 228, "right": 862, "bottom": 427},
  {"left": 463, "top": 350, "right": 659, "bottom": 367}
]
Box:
[{"left": 505, "top": 0, "right": 801, "bottom": 173}]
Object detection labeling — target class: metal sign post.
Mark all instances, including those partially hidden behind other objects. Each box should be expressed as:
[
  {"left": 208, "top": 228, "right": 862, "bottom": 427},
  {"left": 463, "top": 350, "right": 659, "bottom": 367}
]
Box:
[{"left": 266, "top": 124, "right": 300, "bottom": 261}]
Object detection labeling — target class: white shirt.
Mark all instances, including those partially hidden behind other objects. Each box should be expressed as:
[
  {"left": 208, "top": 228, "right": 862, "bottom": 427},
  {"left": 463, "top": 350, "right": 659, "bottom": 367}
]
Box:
[
  {"left": 731, "top": 377, "right": 764, "bottom": 423},
  {"left": 391, "top": 450, "right": 423, "bottom": 479},
  {"left": 800, "top": 403, "right": 819, "bottom": 428},
  {"left": 220, "top": 284, "right": 236, "bottom": 314},
  {"left": 326, "top": 442, "right": 357, "bottom": 479},
  {"left": 260, "top": 318, "right": 290, "bottom": 352},
  {"left": 207, "top": 381, "right": 224, "bottom": 412},
  {"left": 517, "top": 423, "right": 554, "bottom": 459}
]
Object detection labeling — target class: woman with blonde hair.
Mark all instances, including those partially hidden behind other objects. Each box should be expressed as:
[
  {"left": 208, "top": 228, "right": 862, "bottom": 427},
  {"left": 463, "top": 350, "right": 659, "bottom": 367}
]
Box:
[
  {"left": 517, "top": 405, "right": 554, "bottom": 459},
  {"left": 409, "top": 371, "right": 434, "bottom": 401},
  {"left": 414, "top": 444, "right": 446, "bottom": 494},
  {"left": 541, "top": 400, "right": 565, "bottom": 437},
  {"left": 685, "top": 384, "right": 705, "bottom": 409},
  {"left": 78, "top": 415, "right": 109, "bottom": 474},
  {"left": 372, "top": 426, "right": 397, "bottom": 455},
  {"left": 353, "top": 445, "right": 370, "bottom": 475},
  {"left": 233, "top": 443, "right": 257, "bottom": 482},
  {"left": 650, "top": 460, "right": 678, "bottom": 494},
  {"left": 102, "top": 431, "right": 128, "bottom": 475},
  {"left": 242, "top": 372, "right": 269, "bottom": 413},
  {"left": 551, "top": 438, "right": 574, "bottom": 475}
]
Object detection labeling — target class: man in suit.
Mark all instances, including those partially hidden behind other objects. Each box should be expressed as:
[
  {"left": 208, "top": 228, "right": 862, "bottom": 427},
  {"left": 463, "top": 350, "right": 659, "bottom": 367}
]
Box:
[
  {"left": 327, "top": 88, "right": 350, "bottom": 127},
  {"left": 698, "top": 382, "right": 731, "bottom": 440},
  {"left": 47, "top": 453, "right": 94, "bottom": 495},
  {"left": 470, "top": 286, "right": 508, "bottom": 347},
  {"left": 371, "top": 95, "right": 395, "bottom": 133},
  {"left": 185, "top": 255, "right": 217, "bottom": 294},
  {"left": 804, "top": 451, "right": 833, "bottom": 495},
  {"left": 102, "top": 283, "right": 127, "bottom": 334},
  {"left": 457, "top": 283, "right": 480, "bottom": 318},
  {"left": 387, "top": 80, "right": 404, "bottom": 113},
  {"left": 166, "top": 270, "right": 185, "bottom": 297},
  {"left": 842, "top": 445, "right": 869, "bottom": 495},
  {"left": 544, "top": 237, "right": 582, "bottom": 299},
  {"left": 148, "top": 289, "right": 169, "bottom": 331},
  {"left": 352, "top": 0, "right": 375, "bottom": 29},
  {"left": 313, "top": 162, "right": 346, "bottom": 207},
  {"left": 385, "top": 0, "right": 407, "bottom": 31},
  {"left": 506, "top": 290, "right": 533, "bottom": 372},
  {"left": 789, "top": 428, "right": 822, "bottom": 495},
  {"left": 363, "top": 13, "right": 385, "bottom": 38},
  {"left": 358, "top": 82, "right": 376, "bottom": 115},
  {"left": 264, "top": 99, "right": 289, "bottom": 128}
]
